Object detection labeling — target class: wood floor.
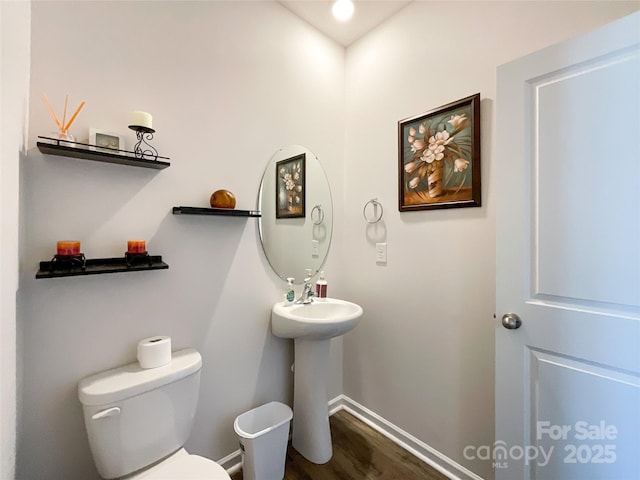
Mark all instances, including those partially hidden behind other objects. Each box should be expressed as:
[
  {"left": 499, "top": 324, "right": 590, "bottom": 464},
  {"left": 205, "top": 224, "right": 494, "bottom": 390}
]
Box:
[{"left": 231, "top": 409, "right": 450, "bottom": 480}]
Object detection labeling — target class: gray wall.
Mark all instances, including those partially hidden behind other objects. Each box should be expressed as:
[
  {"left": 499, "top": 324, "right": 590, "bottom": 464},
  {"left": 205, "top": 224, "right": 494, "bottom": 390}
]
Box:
[
  {"left": 19, "top": 2, "right": 345, "bottom": 479},
  {"left": 342, "top": 2, "right": 639, "bottom": 479}
]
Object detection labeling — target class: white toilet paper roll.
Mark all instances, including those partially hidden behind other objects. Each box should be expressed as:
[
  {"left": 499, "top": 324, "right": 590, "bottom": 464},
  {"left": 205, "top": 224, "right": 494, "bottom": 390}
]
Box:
[{"left": 137, "top": 336, "right": 171, "bottom": 369}]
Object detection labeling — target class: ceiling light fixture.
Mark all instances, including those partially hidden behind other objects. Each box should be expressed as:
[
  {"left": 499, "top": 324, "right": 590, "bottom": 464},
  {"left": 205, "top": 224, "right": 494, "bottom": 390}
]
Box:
[{"left": 332, "top": 0, "right": 354, "bottom": 22}]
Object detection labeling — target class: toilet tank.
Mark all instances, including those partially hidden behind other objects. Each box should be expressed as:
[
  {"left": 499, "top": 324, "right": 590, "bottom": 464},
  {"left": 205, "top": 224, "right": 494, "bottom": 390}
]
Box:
[{"left": 78, "top": 348, "right": 202, "bottom": 479}]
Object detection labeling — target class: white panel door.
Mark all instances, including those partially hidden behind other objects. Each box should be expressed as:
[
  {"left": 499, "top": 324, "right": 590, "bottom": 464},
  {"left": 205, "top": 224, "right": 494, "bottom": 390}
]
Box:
[{"left": 496, "top": 12, "right": 640, "bottom": 480}]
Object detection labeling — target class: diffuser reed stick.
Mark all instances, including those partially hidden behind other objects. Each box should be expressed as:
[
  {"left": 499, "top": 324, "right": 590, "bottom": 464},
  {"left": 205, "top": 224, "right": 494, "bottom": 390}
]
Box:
[
  {"left": 61, "top": 95, "right": 68, "bottom": 131},
  {"left": 63, "top": 101, "right": 85, "bottom": 132},
  {"left": 41, "top": 92, "right": 63, "bottom": 131}
]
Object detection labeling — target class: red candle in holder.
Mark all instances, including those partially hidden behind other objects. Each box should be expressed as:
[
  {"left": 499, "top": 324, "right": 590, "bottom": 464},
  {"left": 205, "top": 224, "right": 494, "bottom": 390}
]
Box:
[
  {"left": 127, "top": 240, "right": 146, "bottom": 254},
  {"left": 57, "top": 240, "right": 81, "bottom": 256}
]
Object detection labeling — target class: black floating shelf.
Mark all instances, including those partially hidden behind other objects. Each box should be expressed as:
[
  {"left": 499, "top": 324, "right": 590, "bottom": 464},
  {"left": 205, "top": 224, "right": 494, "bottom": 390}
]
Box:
[
  {"left": 172, "top": 206, "right": 261, "bottom": 217},
  {"left": 36, "top": 255, "right": 169, "bottom": 279},
  {"left": 36, "top": 137, "right": 170, "bottom": 170}
]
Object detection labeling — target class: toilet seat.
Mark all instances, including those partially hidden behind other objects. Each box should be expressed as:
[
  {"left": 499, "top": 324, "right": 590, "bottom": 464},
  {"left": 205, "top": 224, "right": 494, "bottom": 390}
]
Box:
[{"left": 129, "top": 449, "right": 231, "bottom": 479}]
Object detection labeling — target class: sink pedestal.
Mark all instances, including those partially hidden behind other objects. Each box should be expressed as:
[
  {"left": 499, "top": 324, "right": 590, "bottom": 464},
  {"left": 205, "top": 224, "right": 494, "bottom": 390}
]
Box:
[
  {"left": 292, "top": 338, "right": 332, "bottom": 464},
  {"left": 271, "top": 298, "right": 363, "bottom": 464}
]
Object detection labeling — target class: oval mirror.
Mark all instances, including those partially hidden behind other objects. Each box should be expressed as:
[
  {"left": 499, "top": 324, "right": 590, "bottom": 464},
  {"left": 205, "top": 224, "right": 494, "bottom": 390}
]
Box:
[{"left": 258, "top": 145, "right": 333, "bottom": 284}]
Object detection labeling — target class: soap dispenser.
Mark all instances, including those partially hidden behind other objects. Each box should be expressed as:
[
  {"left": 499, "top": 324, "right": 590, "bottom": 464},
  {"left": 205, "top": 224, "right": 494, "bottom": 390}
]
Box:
[
  {"left": 285, "top": 278, "right": 295, "bottom": 304},
  {"left": 315, "top": 271, "right": 327, "bottom": 298}
]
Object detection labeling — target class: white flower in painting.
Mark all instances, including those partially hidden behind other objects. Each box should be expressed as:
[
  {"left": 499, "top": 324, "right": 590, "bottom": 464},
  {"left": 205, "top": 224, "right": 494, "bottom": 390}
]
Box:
[
  {"left": 408, "top": 135, "right": 414, "bottom": 143},
  {"left": 448, "top": 114, "right": 467, "bottom": 128},
  {"left": 454, "top": 158, "right": 469, "bottom": 172},
  {"left": 422, "top": 146, "right": 443, "bottom": 164},
  {"left": 430, "top": 130, "right": 451, "bottom": 147},
  {"left": 419, "top": 123, "right": 426, "bottom": 134},
  {"left": 411, "top": 139, "right": 425, "bottom": 153},
  {"left": 409, "top": 176, "right": 420, "bottom": 189},
  {"left": 409, "top": 127, "right": 416, "bottom": 136},
  {"left": 421, "top": 131, "right": 451, "bottom": 163},
  {"left": 282, "top": 173, "right": 296, "bottom": 191},
  {"left": 404, "top": 161, "right": 419, "bottom": 174}
]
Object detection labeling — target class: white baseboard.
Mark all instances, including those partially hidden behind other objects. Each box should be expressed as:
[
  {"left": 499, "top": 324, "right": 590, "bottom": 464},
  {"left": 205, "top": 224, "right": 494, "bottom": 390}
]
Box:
[
  {"left": 220, "top": 395, "right": 483, "bottom": 480},
  {"left": 330, "top": 394, "right": 484, "bottom": 480},
  {"left": 218, "top": 447, "right": 242, "bottom": 475}
]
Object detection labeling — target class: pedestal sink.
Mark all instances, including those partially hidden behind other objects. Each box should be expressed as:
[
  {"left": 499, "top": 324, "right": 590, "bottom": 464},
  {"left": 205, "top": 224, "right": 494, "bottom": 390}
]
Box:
[{"left": 271, "top": 298, "right": 363, "bottom": 464}]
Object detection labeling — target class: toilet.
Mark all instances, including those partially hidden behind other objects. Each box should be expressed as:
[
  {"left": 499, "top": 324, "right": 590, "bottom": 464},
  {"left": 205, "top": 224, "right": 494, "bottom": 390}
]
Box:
[{"left": 78, "top": 348, "right": 231, "bottom": 479}]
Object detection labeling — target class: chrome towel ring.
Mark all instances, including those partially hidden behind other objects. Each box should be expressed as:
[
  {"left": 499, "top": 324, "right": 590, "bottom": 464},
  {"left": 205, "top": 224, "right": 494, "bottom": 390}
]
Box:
[
  {"left": 363, "top": 198, "right": 383, "bottom": 224},
  {"left": 311, "top": 204, "right": 325, "bottom": 225}
]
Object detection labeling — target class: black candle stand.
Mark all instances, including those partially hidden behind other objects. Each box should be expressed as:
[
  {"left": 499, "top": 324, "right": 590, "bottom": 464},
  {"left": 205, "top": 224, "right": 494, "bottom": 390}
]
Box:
[
  {"left": 125, "top": 251, "right": 153, "bottom": 267},
  {"left": 48, "top": 253, "right": 87, "bottom": 272},
  {"left": 128, "top": 125, "right": 159, "bottom": 161}
]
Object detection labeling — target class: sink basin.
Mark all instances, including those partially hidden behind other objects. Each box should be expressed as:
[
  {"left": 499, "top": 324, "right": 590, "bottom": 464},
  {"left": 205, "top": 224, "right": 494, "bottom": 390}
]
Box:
[{"left": 272, "top": 298, "right": 363, "bottom": 340}]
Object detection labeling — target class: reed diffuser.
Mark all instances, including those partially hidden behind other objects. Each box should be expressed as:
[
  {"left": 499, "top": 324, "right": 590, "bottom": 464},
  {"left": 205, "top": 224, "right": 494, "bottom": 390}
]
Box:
[{"left": 41, "top": 92, "right": 85, "bottom": 143}]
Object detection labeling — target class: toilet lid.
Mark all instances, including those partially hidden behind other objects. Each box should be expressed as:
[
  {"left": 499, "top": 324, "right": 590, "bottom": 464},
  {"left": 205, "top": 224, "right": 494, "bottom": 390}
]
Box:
[{"left": 131, "top": 454, "right": 231, "bottom": 480}]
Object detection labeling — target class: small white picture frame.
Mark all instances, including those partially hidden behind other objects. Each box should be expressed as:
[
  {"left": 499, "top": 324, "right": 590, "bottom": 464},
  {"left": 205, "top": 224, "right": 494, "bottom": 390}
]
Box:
[{"left": 89, "top": 128, "right": 126, "bottom": 153}]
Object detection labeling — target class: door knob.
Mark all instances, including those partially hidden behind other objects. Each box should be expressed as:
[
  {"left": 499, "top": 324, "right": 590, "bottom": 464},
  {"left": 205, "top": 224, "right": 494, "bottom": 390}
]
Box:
[{"left": 501, "top": 313, "right": 522, "bottom": 330}]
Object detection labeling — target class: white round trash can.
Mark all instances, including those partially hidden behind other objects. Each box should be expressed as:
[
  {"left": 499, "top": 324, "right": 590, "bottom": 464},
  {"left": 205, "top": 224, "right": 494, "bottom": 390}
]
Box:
[{"left": 233, "top": 401, "right": 293, "bottom": 480}]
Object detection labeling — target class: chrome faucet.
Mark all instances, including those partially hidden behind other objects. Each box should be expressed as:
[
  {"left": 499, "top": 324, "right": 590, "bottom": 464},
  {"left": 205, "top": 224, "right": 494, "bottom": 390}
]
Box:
[{"left": 295, "top": 275, "right": 316, "bottom": 304}]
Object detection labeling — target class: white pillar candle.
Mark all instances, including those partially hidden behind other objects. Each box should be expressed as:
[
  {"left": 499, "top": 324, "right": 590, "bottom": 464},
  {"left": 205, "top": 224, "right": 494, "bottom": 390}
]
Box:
[{"left": 131, "top": 111, "right": 153, "bottom": 129}]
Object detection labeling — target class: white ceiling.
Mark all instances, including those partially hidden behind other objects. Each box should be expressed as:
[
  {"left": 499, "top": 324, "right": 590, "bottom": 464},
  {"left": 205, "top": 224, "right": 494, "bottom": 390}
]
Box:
[{"left": 278, "top": 0, "right": 412, "bottom": 47}]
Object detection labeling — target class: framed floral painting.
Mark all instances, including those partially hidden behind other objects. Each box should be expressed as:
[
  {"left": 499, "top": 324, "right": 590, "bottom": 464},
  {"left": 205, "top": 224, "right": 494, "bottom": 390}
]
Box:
[
  {"left": 398, "top": 93, "right": 481, "bottom": 211},
  {"left": 276, "top": 153, "right": 306, "bottom": 218}
]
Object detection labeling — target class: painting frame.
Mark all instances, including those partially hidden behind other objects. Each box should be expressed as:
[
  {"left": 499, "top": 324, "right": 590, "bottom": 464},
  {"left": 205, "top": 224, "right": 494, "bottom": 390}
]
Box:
[
  {"left": 398, "top": 93, "right": 481, "bottom": 211},
  {"left": 275, "top": 153, "right": 306, "bottom": 219},
  {"left": 89, "top": 128, "right": 126, "bottom": 154}
]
